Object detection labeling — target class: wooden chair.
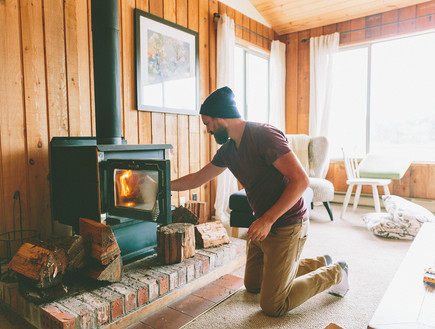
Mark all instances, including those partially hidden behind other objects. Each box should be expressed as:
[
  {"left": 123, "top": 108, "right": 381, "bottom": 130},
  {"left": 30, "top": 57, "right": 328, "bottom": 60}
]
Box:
[{"left": 340, "top": 148, "right": 391, "bottom": 218}]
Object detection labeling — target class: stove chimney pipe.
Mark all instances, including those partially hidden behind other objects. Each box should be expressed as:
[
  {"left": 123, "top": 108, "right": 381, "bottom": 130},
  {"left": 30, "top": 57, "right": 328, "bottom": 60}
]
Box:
[{"left": 91, "top": 0, "right": 122, "bottom": 145}]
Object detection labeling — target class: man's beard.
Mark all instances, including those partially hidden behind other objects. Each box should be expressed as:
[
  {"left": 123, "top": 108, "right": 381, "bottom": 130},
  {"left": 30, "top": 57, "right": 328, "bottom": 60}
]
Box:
[{"left": 213, "top": 127, "right": 229, "bottom": 144}]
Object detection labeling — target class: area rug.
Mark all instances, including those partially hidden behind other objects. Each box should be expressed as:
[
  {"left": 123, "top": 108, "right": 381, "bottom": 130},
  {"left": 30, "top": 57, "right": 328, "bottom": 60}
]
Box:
[{"left": 183, "top": 204, "right": 412, "bottom": 329}]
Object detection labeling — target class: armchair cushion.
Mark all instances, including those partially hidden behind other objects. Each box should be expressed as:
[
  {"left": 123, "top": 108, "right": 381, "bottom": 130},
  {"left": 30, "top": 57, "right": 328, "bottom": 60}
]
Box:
[{"left": 309, "top": 177, "right": 334, "bottom": 203}]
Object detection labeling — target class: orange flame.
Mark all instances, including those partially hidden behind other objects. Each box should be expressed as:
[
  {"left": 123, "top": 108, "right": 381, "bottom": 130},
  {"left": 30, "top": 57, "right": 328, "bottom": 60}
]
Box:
[{"left": 120, "top": 170, "right": 132, "bottom": 197}]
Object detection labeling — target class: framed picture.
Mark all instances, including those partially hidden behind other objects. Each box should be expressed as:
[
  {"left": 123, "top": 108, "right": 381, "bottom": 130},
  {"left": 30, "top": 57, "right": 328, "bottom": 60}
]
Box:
[{"left": 135, "top": 9, "right": 199, "bottom": 115}]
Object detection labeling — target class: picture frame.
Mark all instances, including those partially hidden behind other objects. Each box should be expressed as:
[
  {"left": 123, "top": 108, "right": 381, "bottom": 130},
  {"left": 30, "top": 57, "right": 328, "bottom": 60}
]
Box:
[{"left": 134, "top": 9, "right": 199, "bottom": 115}]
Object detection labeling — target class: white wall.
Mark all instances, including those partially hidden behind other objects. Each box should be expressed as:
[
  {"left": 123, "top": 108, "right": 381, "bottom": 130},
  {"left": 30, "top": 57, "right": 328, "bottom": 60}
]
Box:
[{"left": 219, "top": 0, "right": 271, "bottom": 27}]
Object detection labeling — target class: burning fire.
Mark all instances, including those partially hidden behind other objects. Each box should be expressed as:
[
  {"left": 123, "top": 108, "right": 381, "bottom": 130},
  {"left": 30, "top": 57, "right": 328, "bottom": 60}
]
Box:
[
  {"left": 118, "top": 170, "right": 136, "bottom": 207},
  {"left": 120, "top": 170, "right": 132, "bottom": 196}
]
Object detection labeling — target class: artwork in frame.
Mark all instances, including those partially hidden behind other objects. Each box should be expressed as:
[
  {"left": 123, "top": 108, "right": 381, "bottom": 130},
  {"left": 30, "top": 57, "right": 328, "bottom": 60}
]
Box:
[{"left": 135, "top": 9, "right": 199, "bottom": 115}]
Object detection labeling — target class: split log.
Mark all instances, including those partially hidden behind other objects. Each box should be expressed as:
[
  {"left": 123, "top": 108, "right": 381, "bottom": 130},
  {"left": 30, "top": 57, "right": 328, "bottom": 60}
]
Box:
[
  {"left": 8, "top": 241, "right": 67, "bottom": 289},
  {"left": 172, "top": 206, "right": 199, "bottom": 225},
  {"left": 79, "top": 217, "right": 121, "bottom": 265},
  {"left": 84, "top": 254, "right": 123, "bottom": 283},
  {"left": 47, "top": 235, "right": 87, "bottom": 272},
  {"left": 195, "top": 221, "right": 230, "bottom": 248},
  {"left": 157, "top": 223, "right": 195, "bottom": 264},
  {"left": 186, "top": 201, "right": 207, "bottom": 223}
]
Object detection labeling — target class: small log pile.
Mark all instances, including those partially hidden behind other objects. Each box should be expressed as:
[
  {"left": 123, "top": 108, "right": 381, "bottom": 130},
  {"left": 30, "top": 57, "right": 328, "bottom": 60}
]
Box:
[
  {"left": 157, "top": 223, "right": 195, "bottom": 264},
  {"left": 195, "top": 221, "right": 230, "bottom": 248},
  {"left": 156, "top": 220, "right": 231, "bottom": 265},
  {"left": 7, "top": 218, "right": 122, "bottom": 303}
]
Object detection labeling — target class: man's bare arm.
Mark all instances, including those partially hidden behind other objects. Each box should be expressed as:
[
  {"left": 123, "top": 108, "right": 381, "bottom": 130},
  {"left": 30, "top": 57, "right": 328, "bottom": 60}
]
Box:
[
  {"left": 171, "top": 162, "right": 226, "bottom": 191},
  {"left": 247, "top": 151, "right": 310, "bottom": 241}
]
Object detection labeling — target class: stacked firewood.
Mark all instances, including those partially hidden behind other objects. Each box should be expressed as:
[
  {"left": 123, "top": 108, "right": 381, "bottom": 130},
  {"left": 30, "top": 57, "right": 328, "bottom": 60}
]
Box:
[
  {"left": 156, "top": 219, "right": 230, "bottom": 265},
  {"left": 7, "top": 217, "right": 122, "bottom": 303}
]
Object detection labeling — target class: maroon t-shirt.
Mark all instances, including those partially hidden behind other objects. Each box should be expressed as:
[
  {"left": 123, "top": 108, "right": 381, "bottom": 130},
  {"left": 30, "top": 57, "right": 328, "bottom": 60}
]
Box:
[{"left": 211, "top": 121, "right": 307, "bottom": 228}]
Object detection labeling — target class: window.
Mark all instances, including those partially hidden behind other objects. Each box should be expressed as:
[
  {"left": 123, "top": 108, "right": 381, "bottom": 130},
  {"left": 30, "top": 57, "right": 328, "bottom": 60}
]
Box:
[
  {"left": 329, "top": 31, "right": 435, "bottom": 161},
  {"left": 234, "top": 45, "right": 270, "bottom": 123}
]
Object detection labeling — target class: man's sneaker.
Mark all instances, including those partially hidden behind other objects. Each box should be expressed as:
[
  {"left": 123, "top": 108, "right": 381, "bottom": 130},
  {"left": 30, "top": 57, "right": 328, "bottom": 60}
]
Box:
[
  {"left": 323, "top": 254, "right": 333, "bottom": 266},
  {"left": 328, "top": 261, "right": 349, "bottom": 297}
]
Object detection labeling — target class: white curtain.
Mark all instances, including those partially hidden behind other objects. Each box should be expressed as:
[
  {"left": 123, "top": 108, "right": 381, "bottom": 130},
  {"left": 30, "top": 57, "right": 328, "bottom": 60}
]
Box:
[
  {"left": 309, "top": 32, "right": 340, "bottom": 137},
  {"left": 268, "top": 40, "right": 286, "bottom": 132},
  {"left": 214, "top": 14, "right": 239, "bottom": 223}
]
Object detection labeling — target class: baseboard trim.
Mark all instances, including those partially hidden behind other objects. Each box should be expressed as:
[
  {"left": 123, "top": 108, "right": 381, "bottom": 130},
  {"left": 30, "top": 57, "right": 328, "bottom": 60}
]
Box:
[{"left": 332, "top": 192, "right": 435, "bottom": 213}]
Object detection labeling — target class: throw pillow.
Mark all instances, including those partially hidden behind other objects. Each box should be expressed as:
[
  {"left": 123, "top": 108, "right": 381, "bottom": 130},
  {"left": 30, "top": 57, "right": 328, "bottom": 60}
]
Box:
[
  {"left": 382, "top": 195, "right": 435, "bottom": 227},
  {"left": 362, "top": 212, "right": 419, "bottom": 240}
]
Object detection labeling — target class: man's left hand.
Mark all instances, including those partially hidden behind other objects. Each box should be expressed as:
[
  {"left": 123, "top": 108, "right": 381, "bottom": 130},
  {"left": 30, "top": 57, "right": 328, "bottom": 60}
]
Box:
[{"left": 247, "top": 218, "right": 272, "bottom": 242}]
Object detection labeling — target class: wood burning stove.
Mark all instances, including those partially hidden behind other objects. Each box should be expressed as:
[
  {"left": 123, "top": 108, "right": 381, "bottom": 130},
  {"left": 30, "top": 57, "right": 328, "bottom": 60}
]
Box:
[
  {"left": 50, "top": 138, "right": 173, "bottom": 263},
  {"left": 49, "top": 0, "right": 175, "bottom": 263}
]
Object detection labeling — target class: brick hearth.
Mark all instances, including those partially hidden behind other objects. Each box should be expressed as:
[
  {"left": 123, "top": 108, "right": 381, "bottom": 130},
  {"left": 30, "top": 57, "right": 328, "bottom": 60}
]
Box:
[{"left": 0, "top": 237, "right": 246, "bottom": 329}]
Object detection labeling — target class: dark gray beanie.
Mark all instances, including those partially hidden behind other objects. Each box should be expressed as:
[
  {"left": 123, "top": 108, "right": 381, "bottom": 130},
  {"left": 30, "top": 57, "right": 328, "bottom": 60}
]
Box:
[{"left": 200, "top": 86, "right": 241, "bottom": 118}]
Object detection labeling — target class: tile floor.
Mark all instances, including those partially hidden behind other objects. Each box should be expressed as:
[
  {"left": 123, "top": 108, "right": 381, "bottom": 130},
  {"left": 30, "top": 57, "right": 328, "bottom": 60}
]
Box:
[{"left": 127, "top": 274, "right": 244, "bottom": 329}]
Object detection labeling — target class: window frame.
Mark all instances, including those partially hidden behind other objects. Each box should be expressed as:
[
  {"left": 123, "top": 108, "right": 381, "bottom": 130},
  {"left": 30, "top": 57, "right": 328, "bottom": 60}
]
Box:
[
  {"left": 332, "top": 30, "right": 435, "bottom": 162},
  {"left": 234, "top": 41, "right": 270, "bottom": 122}
]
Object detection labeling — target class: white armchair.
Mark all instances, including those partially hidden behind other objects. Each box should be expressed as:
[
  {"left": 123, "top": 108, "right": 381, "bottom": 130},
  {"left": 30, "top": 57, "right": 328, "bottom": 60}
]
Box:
[{"left": 286, "top": 134, "right": 334, "bottom": 221}]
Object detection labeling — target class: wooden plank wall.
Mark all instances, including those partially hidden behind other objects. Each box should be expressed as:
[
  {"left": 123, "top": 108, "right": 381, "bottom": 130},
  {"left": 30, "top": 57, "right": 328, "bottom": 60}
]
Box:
[
  {"left": 284, "top": 0, "right": 435, "bottom": 199},
  {"left": 0, "top": 0, "right": 274, "bottom": 244}
]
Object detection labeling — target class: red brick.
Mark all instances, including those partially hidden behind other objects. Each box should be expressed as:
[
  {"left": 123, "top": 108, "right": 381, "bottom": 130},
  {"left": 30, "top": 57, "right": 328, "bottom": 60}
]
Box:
[
  {"left": 196, "top": 250, "right": 217, "bottom": 270},
  {"left": 184, "top": 261, "right": 195, "bottom": 282},
  {"left": 172, "top": 264, "right": 187, "bottom": 286},
  {"left": 186, "top": 257, "right": 203, "bottom": 278},
  {"left": 107, "top": 283, "right": 137, "bottom": 313},
  {"left": 40, "top": 303, "right": 77, "bottom": 329},
  {"left": 139, "top": 269, "right": 169, "bottom": 296},
  {"left": 120, "top": 276, "right": 148, "bottom": 307},
  {"left": 221, "top": 244, "right": 232, "bottom": 263},
  {"left": 154, "top": 266, "right": 179, "bottom": 290},
  {"left": 92, "top": 287, "right": 124, "bottom": 320},
  {"left": 58, "top": 297, "right": 96, "bottom": 329},
  {"left": 193, "top": 254, "right": 209, "bottom": 274},
  {"left": 76, "top": 292, "right": 109, "bottom": 327},
  {"left": 126, "top": 271, "right": 159, "bottom": 302},
  {"left": 207, "top": 247, "right": 225, "bottom": 266}
]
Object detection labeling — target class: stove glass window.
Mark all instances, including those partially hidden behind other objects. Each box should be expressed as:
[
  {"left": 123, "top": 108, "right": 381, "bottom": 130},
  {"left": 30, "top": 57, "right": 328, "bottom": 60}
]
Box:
[{"left": 114, "top": 169, "right": 159, "bottom": 211}]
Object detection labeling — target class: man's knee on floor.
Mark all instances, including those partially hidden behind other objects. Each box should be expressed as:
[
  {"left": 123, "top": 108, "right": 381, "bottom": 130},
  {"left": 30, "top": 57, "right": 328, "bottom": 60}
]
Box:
[
  {"left": 260, "top": 300, "right": 287, "bottom": 317},
  {"left": 244, "top": 279, "right": 260, "bottom": 293}
]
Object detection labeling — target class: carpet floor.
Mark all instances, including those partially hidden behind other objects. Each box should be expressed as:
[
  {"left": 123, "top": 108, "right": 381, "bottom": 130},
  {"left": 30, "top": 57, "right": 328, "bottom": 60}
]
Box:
[{"left": 183, "top": 204, "right": 413, "bottom": 329}]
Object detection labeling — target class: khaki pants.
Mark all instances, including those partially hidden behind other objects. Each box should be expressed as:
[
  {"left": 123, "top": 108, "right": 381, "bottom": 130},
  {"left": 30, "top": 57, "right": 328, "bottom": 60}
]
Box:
[{"left": 244, "top": 220, "right": 343, "bottom": 317}]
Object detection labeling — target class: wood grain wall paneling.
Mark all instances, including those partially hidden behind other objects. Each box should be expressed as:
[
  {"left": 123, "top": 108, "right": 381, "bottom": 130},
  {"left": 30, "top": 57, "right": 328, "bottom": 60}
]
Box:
[
  {"left": 187, "top": 0, "right": 201, "bottom": 201},
  {"left": 0, "top": 0, "right": 277, "bottom": 238},
  {"left": 176, "top": 0, "right": 191, "bottom": 205},
  {"left": 21, "top": 0, "right": 51, "bottom": 236},
  {"left": 65, "top": 0, "right": 92, "bottom": 137},
  {"left": 136, "top": 0, "right": 152, "bottom": 145},
  {"left": 44, "top": 0, "right": 68, "bottom": 139},
  {"left": 121, "top": 0, "right": 139, "bottom": 144},
  {"left": 208, "top": 0, "right": 218, "bottom": 218},
  {"left": 196, "top": 0, "right": 211, "bottom": 218},
  {"left": 296, "top": 30, "right": 310, "bottom": 134},
  {"left": 0, "top": 0, "right": 29, "bottom": 242},
  {"left": 285, "top": 33, "right": 298, "bottom": 134}
]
